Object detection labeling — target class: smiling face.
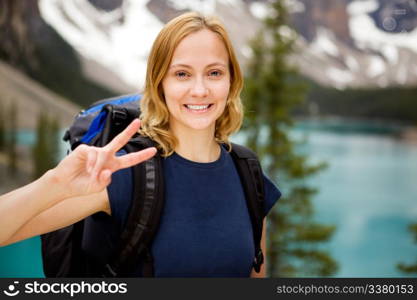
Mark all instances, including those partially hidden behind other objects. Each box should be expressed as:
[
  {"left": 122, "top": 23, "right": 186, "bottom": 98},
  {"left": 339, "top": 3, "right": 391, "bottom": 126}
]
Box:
[{"left": 162, "top": 29, "right": 231, "bottom": 135}]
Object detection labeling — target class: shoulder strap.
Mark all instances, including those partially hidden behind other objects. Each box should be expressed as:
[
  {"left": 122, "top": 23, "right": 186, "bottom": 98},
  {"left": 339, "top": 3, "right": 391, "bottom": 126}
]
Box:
[
  {"left": 229, "top": 143, "right": 265, "bottom": 273},
  {"left": 102, "top": 136, "right": 164, "bottom": 277},
  {"left": 99, "top": 104, "right": 140, "bottom": 147},
  {"left": 82, "top": 104, "right": 140, "bottom": 148},
  {"left": 64, "top": 94, "right": 141, "bottom": 150}
]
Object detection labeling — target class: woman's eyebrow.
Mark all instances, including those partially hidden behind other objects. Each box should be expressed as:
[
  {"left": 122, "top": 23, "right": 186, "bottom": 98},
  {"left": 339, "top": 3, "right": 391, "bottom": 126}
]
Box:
[
  {"left": 206, "top": 62, "right": 227, "bottom": 68},
  {"left": 169, "top": 63, "right": 191, "bottom": 69},
  {"left": 169, "top": 62, "right": 227, "bottom": 69}
]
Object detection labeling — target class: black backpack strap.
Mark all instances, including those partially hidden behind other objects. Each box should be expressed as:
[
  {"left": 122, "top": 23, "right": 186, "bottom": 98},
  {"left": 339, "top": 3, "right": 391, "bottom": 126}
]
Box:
[
  {"left": 229, "top": 143, "right": 265, "bottom": 273},
  {"left": 99, "top": 104, "right": 140, "bottom": 147},
  {"left": 102, "top": 136, "right": 164, "bottom": 277},
  {"left": 63, "top": 94, "right": 141, "bottom": 149}
]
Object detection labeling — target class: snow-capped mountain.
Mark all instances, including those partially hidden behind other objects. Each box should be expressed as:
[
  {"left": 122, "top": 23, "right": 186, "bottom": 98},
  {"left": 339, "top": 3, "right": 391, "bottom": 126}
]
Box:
[
  {"left": 37, "top": 0, "right": 417, "bottom": 90},
  {"left": 292, "top": 0, "right": 417, "bottom": 88}
]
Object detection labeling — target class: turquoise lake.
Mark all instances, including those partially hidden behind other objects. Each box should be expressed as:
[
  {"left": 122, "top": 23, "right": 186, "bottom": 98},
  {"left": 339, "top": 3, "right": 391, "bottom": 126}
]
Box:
[{"left": 0, "top": 119, "right": 416, "bottom": 277}]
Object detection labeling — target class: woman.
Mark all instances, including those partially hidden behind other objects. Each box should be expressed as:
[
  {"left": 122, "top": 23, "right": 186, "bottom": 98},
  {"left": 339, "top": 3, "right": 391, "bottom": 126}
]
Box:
[
  {"left": 3, "top": 12, "right": 281, "bottom": 277},
  {"left": 104, "top": 12, "right": 281, "bottom": 277}
]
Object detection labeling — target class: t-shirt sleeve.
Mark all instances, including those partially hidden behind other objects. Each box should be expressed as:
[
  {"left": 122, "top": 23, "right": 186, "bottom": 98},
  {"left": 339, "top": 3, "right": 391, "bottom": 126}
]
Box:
[
  {"left": 263, "top": 173, "right": 281, "bottom": 216},
  {"left": 106, "top": 150, "right": 133, "bottom": 231}
]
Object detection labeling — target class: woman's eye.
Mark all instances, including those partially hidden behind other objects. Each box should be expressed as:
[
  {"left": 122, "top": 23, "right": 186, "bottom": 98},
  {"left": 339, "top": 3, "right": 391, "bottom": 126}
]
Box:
[
  {"left": 175, "top": 71, "right": 189, "bottom": 78},
  {"left": 209, "top": 70, "right": 222, "bottom": 77}
]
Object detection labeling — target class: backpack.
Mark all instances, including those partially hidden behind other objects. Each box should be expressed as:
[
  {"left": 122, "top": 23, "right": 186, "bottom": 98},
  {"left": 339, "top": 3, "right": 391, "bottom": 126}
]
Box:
[{"left": 41, "top": 94, "right": 266, "bottom": 277}]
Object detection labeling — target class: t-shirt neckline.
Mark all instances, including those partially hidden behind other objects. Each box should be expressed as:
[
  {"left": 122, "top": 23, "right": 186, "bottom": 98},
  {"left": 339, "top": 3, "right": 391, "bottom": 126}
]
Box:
[{"left": 169, "top": 144, "right": 227, "bottom": 169}]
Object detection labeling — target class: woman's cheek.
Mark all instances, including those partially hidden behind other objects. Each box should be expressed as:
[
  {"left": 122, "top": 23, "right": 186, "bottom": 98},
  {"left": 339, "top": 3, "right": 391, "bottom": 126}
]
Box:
[
  {"left": 164, "top": 81, "right": 185, "bottom": 102},
  {"left": 216, "top": 80, "right": 231, "bottom": 102}
]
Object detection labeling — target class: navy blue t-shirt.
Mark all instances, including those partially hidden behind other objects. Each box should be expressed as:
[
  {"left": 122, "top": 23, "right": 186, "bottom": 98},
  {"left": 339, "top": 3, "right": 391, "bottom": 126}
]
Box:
[{"left": 84, "top": 145, "right": 281, "bottom": 277}]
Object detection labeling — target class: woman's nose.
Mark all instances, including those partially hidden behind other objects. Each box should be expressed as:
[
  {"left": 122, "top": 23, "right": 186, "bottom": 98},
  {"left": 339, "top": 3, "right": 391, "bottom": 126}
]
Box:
[{"left": 190, "top": 78, "right": 208, "bottom": 98}]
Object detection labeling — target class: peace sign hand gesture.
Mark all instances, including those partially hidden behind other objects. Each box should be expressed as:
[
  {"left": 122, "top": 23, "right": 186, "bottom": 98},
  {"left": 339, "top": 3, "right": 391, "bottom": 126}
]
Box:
[{"left": 52, "top": 119, "right": 156, "bottom": 198}]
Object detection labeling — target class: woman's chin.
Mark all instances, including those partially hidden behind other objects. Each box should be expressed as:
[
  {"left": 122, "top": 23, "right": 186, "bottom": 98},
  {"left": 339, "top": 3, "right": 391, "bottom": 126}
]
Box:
[{"left": 183, "top": 119, "right": 216, "bottom": 132}]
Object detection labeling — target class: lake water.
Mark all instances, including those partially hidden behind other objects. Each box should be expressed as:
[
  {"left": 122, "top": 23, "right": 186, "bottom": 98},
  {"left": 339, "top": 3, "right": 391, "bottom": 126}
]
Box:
[
  {"left": 0, "top": 119, "right": 416, "bottom": 277},
  {"left": 291, "top": 119, "right": 417, "bottom": 277}
]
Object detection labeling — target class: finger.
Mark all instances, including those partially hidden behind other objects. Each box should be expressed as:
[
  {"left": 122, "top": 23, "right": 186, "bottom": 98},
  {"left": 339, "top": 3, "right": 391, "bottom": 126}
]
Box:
[
  {"left": 115, "top": 147, "right": 157, "bottom": 170},
  {"left": 98, "top": 169, "right": 112, "bottom": 186},
  {"left": 91, "top": 148, "right": 111, "bottom": 180},
  {"left": 105, "top": 119, "right": 141, "bottom": 154},
  {"left": 86, "top": 147, "right": 97, "bottom": 174}
]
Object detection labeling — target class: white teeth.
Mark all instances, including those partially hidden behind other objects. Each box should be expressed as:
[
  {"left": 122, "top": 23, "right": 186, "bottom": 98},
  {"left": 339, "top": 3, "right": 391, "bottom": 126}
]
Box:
[{"left": 186, "top": 104, "right": 210, "bottom": 110}]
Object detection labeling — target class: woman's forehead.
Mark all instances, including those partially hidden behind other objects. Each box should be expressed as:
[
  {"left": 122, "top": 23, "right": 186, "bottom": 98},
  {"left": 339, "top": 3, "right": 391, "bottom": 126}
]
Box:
[{"left": 170, "top": 29, "right": 229, "bottom": 66}]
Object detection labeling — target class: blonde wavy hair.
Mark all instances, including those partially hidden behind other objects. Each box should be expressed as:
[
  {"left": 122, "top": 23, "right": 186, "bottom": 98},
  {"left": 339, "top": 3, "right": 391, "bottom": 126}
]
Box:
[{"left": 138, "top": 12, "right": 244, "bottom": 157}]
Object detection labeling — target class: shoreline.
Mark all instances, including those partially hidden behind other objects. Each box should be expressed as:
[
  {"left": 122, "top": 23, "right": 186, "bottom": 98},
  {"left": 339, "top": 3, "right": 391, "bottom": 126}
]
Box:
[
  {"left": 294, "top": 115, "right": 413, "bottom": 128},
  {"left": 294, "top": 116, "right": 417, "bottom": 145}
]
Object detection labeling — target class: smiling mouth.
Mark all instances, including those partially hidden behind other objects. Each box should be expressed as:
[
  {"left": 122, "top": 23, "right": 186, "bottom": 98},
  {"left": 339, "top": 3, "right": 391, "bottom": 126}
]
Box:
[{"left": 184, "top": 104, "right": 213, "bottom": 112}]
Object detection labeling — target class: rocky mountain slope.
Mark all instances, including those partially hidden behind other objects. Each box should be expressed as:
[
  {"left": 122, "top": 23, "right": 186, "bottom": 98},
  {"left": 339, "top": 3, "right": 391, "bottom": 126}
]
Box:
[
  {"left": 35, "top": 0, "right": 417, "bottom": 90},
  {"left": 0, "top": 60, "right": 79, "bottom": 130},
  {"left": 0, "top": 0, "right": 119, "bottom": 109},
  {"left": 1, "top": 0, "right": 417, "bottom": 104}
]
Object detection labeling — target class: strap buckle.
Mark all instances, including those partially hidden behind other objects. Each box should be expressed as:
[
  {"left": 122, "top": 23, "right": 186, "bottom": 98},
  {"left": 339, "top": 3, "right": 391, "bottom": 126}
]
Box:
[{"left": 112, "top": 109, "right": 128, "bottom": 126}]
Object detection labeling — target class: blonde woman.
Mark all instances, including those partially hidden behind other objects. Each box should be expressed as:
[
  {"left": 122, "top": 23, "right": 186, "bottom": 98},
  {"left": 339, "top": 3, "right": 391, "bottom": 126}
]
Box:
[
  {"left": 3, "top": 12, "right": 281, "bottom": 278},
  {"left": 107, "top": 12, "right": 281, "bottom": 277}
]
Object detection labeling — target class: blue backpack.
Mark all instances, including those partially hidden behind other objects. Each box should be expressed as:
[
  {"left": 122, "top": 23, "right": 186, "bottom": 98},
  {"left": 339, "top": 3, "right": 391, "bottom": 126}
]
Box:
[{"left": 41, "top": 94, "right": 266, "bottom": 277}]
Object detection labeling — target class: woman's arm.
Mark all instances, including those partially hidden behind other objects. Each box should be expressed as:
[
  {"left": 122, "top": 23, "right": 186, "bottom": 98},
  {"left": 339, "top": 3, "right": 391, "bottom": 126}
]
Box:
[
  {"left": 250, "top": 218, "right": 267, "bottom": 278},
  {"left": 0, "top": 119, "right": 156, "bottom": 246},
  {"left": 0, "top": 169, "right": 76, "bottom": 246},
  {"left": 0, "top": 189, "right": 110, "bottom": 247}
]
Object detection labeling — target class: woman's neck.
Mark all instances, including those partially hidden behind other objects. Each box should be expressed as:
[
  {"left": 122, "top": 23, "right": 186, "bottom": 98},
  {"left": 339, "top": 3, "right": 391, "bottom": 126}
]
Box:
[{"left": 170, "top": 122, "right": 220, "bottom": 163}]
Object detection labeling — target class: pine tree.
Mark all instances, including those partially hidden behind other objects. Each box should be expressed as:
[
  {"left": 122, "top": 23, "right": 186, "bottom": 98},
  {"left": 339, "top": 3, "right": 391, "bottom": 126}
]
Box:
[
  {"left": 32, "top": 113, "right": 61, "bottom": 179},
  {"left": 48, "top": 117, "right": 60, "bottom": 167},
  {"left": 32, "top": 113, "right": 49, "bottom": 179},
  {"left": 242, "top": 0, "right": 338, "bottom": 277},
  {"left": 397, "top": 223, "right": 417, "bottom": 274},
  {"left": 7, "top": 102, "right": 18, "bottom": 176}
]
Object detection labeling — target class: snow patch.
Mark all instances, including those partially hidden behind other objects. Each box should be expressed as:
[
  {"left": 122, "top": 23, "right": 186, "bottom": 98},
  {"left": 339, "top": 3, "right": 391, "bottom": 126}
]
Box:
[
  {"left": 345, "top": 55, "right": 360, "bottom": 72},
  {"left": 241, "top": 45, "right": 253, "bottom": 59},
  {"left": 367, "top": 56, "right": 385, "bottom": 77},
  {"left": 310, "top": 27, "right": 340, "bottom": 58},
  {"left": 348, "top": 0, "right": 417, "bottom": 54},
  {"left": 39, "top": 0, "right": 164, "bottom": 88},
  {"left": 217, "top": 0, "right": 241, "bottom": 7},
  {"left": 167, "top": 0, "right": 216, "bottom": 14},
  {"left": 347, "top": 0, "right": 379, "bottom": 15},
  {"left": 286, "top": 0, "right": 305, "bottom": 14},
  {"left": 326, "top": 67, "right": 354, "bottom": 87},
  {"left": 279, "top": 25, "right": 296, "bottom": 40},
  {"left": 249, "top": 1, "right": 269, "bottom": 20},
  {"left": 381, "top": 44, "right": 398, "bottom": 65}
]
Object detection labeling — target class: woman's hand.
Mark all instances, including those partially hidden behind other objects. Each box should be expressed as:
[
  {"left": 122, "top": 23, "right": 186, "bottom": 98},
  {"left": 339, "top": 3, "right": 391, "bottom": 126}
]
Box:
[
  {"left": 51, "top": 119, "right": 156, "bottom": 198},
  {"left": 0, "top": 119, "right": 156, "bottom": 246}
]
